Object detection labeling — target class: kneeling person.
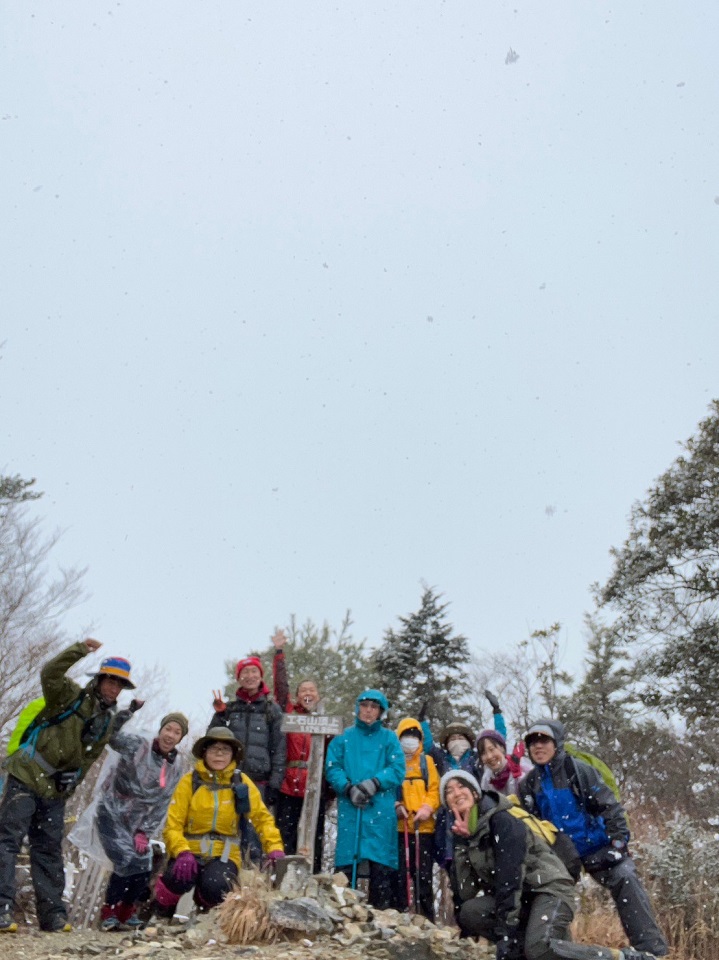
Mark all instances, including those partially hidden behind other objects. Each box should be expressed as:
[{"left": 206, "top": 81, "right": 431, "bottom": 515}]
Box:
[
  {"left": 519, "top": 720, "right": 667, "bottom": 957},
  {"left": 154, "top": 728, "right": 284, "bottom": 917},
  {"left": 442, "top": 770, "right": 575, "bottom": 960}
]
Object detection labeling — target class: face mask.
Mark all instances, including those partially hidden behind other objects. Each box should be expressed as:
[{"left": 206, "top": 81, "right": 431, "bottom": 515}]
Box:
[
  {"left": 401, "top": 736, "right": 421, "bottom": 755},
  {"left": 448, "top": 737, "right": 471, "bottom": 759}
]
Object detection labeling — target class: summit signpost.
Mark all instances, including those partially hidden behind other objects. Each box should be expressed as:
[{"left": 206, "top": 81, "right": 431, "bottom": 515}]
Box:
[{"left": 280, "top": 712, "right": 342, "bottom": 865}]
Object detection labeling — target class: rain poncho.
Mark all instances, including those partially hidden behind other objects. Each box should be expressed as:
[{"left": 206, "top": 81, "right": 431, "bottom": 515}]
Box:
[
  {"left": 325, "top": 690, "right": 405, "bottom": 870},
  {"left": 93, "top": 732, "right": 186, "bottom": 876}
]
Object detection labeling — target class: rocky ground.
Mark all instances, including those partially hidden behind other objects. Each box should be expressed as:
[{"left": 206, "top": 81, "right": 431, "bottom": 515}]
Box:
[{"left": 0, "top": 866, "right": 492, "bottom": 960}]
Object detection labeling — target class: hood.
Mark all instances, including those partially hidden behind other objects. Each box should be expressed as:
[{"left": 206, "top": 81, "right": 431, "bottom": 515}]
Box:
[
  {"left": 355, "top": 689, "right": 389, "bottom": 717},
  {"left": 525, "top": 717, "right": 566, "bottom": 751},
  {"left": 396, "top": 716, "right": 423, "bottom": 739}
]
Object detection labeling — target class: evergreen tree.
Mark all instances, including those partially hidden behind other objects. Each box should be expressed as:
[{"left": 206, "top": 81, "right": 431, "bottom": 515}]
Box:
[
  {"left": 556, "top": 615, "right": 636, "bottom": 775},
  {"left": 372, "top": 586, "right": 478, "bottom": 730},
  {"left": 598, "top": 400, "right": 719, "bottom": 724}
]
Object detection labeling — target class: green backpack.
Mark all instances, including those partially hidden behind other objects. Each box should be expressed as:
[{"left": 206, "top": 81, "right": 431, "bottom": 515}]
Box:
[
  {"left": 564, "top": 742, "right": 621, "bottom": 802},
  {"left": 6, "top": 697, "right": 46, "bottom": 756}
]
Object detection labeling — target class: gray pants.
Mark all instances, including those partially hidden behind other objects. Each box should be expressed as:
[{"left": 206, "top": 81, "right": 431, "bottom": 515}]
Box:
[
  {"left": 458, "top": 892, "right": 574, "bottom": 960},
  {"left": 0, "top": 776, "right": 67, "bottom": 930},
  {"left": 588, "top": 857, "right": 668, "bottom": 956}
]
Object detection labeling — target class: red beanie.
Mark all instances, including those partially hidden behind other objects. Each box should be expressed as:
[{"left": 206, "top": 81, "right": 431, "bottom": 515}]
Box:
[{"left": 235, "top": 656, "right": 264, "bottom": 681}]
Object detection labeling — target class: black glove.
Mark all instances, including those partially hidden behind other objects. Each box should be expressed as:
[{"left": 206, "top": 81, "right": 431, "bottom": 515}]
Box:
[
  {"left": 263, "top": 786, "right": 279, "bottom": 807},
  {"left": 484, "top": 689, "right": 501, "bottom": 713},
  {"left": 129, "top": 699, "right": 145, "bottom": 713},
  {"left": 417, "top": 702, "right": 428, "bottom": 723},
  {"left": 495, "top": 927, "right": 522, "bottom": 960},
  {"left": 582, "top": 841, "right": 626, "bottom": 873}
]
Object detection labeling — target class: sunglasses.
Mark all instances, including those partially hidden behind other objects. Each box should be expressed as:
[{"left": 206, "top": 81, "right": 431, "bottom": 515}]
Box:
[{"left": 527, "top": 734, "right": 554, "bottom": 746}]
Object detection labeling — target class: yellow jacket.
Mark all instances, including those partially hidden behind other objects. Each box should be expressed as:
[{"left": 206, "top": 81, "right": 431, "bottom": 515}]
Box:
[
  {"left": 396, "top": 717, "right": 440, "bottom": 835},
  {"left": 163, "top": 758, "right": 283, "bottom": 868}
]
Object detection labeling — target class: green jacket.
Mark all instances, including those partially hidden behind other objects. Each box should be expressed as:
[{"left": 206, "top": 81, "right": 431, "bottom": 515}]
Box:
[
  {"left": 6, "top": 642, "right": 125, "bottom": 800},
  {"left": 451, "top": 793, "right": 575, "bottom": 933}
]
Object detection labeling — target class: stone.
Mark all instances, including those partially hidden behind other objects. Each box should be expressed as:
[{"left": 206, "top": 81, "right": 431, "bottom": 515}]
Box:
[
  {"left": 331, "top": 872, "right": 349, "bottom": 887},
  {"left": 269, "top": 897, "right": 335, "bottom": 934}
]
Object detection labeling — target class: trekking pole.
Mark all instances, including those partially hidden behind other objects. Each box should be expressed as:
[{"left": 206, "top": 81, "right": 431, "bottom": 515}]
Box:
[
  {"left": 351, "top": 807, "right": 362, "bottom": 890},
  {"left": 414, "top": 824, "right": 421, "bottom": 913},
  {"left": 403, "top": 816, "right": 413, "bottom": 911}
]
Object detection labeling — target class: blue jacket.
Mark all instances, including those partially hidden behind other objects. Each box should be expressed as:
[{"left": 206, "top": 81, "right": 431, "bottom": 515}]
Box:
[
  {"left": 325, "top": 690, "right": 405, "bottom": 870},
  {"left": 518, "top": 721, "right": 628, "bottom": 859}
]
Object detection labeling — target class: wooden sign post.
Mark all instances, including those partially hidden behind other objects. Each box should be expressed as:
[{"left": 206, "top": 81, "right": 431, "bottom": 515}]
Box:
[{"left": 280, "top": 712, "right": 343, "bottom": 866}]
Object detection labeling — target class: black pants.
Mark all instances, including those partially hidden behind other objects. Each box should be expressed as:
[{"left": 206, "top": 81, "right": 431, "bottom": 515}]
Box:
[
  {"left": 587, "top": 858, "right": 668, "bottom": 956},
  {"left": 458, "top": 892, "right": 574, "bottom": 960},
  {"left": 395, "top": 830, "right": 435, "bottom": 921},
  {"left": 336, "top": 860, "right": 396, "bottom": 910},
  {"left": 0, "top": 776, "right": 67, "bottom": 930},
  {"left": 105, "top": 871, "right": 151, "bottom": 908},
  {"left": 275, "top": 793, "right": 326, "bottom": 873},
  {"left": 162, "top": 857, "right": 238, "bottom": 908}
]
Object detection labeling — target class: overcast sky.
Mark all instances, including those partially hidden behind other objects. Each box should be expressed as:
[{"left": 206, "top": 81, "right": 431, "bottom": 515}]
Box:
[{"left": 2, "top": 1, "right": 717, "bottom": 727}]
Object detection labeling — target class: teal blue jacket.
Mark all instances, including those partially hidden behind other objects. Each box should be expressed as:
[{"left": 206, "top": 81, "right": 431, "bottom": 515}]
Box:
[{"left": 325, "top": 690, "right": 405, "bottom": 869}]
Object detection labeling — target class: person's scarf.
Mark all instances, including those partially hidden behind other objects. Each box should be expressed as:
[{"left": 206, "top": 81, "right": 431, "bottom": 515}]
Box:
[
  {"left": 236, "top": 682, "right": 271, "bottom": 703},
  {"left": 488, "top": 753, "right": 522, "bottom": 791}
]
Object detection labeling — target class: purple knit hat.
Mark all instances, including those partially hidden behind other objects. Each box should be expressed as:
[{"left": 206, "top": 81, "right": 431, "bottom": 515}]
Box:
[{"left": 476, "top": 729, "right": 506, "bottom": 752}]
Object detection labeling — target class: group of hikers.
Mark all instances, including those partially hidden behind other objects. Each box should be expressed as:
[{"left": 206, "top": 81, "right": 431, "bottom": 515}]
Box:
[{"left": 0, "top": 632, "right": 669, "bottom": 960}]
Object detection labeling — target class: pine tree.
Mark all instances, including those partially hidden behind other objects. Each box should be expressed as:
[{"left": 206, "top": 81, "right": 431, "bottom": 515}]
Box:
[
  {"left": 599, "top": 399, "right": 719, "bottom": 723},
  {"left": 372, "top": 586, "right": 477, "bottom": 730}
]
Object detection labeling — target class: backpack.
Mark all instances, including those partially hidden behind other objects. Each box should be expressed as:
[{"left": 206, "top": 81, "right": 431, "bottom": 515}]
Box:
[
  {"left": 14, "top": 692, "right": 88, "bottom": 757},
  {"left": 507, "top": 798, "right": 582, "bottom": 881},
  {"left": 564, "top": 743, "right": 621, "bottom": 801},
  {"left": 6, "top": 697, "right": 46, "bottom": 756},
  {"left": 397, "top": 752, "right": 430, "bottom": 802}
]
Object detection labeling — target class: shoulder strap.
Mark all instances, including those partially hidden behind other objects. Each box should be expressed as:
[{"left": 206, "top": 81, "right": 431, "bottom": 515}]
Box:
[
  {"left": 420, "top": 752, "right": 428, "bottom": 789},
  {"left": 191, "top": 769, "right": 250, "bottom": 818},
  {"left": 20, "top": 692, "right": 87, "bottom": 753}
]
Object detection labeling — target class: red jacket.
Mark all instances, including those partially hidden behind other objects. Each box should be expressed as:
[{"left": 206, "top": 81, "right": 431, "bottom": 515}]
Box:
[{"left": 273, "top": 650, "right": 311, "bottom": 797}]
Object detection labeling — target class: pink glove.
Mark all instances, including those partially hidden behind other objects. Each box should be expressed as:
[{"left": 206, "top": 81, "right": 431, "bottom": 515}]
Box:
[
  {"left": 134, "top": 831, "right": 149, "bottom": 855},
  {"left": 266, "top": 850, "right": 285, "bottom": 861},
  {"left": 172, "top": 851, "right": 198, "bottom": 884}
]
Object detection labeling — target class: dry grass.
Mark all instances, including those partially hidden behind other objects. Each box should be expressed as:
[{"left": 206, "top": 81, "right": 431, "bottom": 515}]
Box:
[{"left": 216, "top": 869, "right": 280, "bottom": 945}]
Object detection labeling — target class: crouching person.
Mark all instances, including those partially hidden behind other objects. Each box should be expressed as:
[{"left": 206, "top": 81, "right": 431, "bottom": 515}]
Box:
[
  {"left": 441, "top": 770, "right": 575, "bottom": 960},
  {"left": 151, "top": 728, "right": 284, "bottom": 919},
  {"left": 96, "top": 712, "right": 189, "bottom": 930}
]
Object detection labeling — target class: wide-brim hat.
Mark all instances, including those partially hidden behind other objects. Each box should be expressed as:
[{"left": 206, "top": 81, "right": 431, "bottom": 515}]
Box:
[
  {"left": 96, "top": 656, "right": 136, "bottom": 690},
  {"left": 192, "top": 726, "right": 244, "bottom": 761},
  {"left": 439, "top": 721, "right": 476, "bottom": 748}
]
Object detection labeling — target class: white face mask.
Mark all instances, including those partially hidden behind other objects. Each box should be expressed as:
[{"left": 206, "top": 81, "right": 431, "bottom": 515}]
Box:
[
  {"left": 401, "top": 736, "right": 421, "bottom": 755},
  {"left": 448, "top": 737, "right": 471, "bottom": 759}
]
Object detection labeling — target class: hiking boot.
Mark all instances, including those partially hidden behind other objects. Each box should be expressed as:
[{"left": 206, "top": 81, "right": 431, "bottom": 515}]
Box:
[
  {"left": 123, "top": 912, "right": 145, "bottom": 930},
  {"left": 0, "top": 909, "right": 17, "bottom": 934},
  {"left": 100, "top": 914, "right": 121, "bottom": 931},
  {"left": 42, "top": 916, "right": 72, "bottom": 932}
]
